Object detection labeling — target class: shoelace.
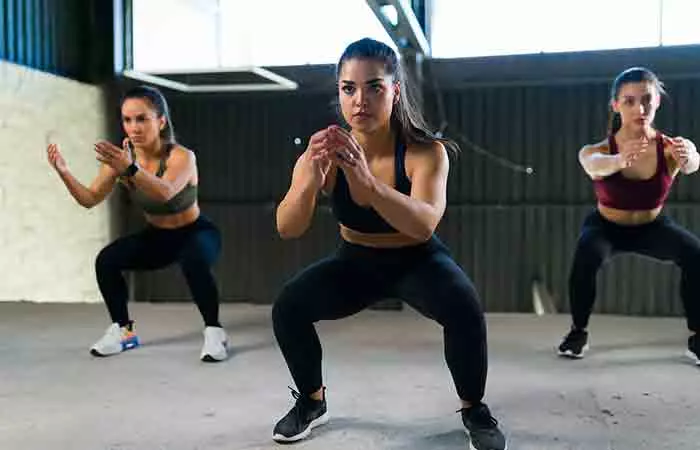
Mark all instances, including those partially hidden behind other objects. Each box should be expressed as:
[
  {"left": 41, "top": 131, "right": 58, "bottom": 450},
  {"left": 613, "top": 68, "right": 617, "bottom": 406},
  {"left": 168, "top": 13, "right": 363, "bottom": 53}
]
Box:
[
  {"left": 289, "top": 386, "right": 302, "bottom": 401},
  {"left": 286, "top": 386, "right": 319, "bottom": 422},
  {"left": 288, "top": 386, "right": 325, "bottom": 402},
  {"left": 281, "top": 387, "right": 303, "bottom": 424},
  {"left": 288, "top": 386, "right": 326, "bottom": 411}
]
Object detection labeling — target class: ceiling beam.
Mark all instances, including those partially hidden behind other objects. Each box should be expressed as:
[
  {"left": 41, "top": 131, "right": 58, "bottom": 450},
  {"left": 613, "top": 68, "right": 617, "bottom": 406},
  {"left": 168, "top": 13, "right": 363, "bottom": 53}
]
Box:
[{"left": 366, "top": 0, "right": 430, "bottom": 57}]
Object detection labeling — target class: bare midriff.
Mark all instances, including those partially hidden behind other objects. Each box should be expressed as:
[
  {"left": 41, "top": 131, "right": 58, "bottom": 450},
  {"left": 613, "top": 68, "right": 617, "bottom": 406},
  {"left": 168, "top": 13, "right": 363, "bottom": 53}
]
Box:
[
  {"left": 597, "top": 203, "right": 662, "bottom": 226},
  {"left": 144, "top": 203, "right": 200, "bottom": 229},
  {"left": 339, "top": 224, "right": 426, "bottom": 248}
]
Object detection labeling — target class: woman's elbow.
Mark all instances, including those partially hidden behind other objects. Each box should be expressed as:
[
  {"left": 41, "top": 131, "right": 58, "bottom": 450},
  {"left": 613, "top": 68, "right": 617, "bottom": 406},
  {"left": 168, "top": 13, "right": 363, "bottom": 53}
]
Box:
[
  {"left": 579, "top": 161, "right": 600, "bottom": 179},
  {"left": 278, "top": 230, "right": 301, "bottom": 240},
  {"left": 584, "top": 170, "right": 599, "bottom": 180},
  {"left": 276, "top": 209, "right": 304, "bottom": 240},
  {"left": 276, "top": 222, "right": 304, "bottom": 240},
  {"left": 413, "top": 228, "right": 434, "bottom": 242},
  {"left": 76, "top": 196, "right": 98, "bottom": 209},
  {"left": 411, "top": 219, "right": 439, "bottom": 242}
]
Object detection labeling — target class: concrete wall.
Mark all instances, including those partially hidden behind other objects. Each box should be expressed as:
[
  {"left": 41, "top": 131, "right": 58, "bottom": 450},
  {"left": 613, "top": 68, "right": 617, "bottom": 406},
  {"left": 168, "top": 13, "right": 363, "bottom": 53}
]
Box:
[{"left": 0, "top": 61, "right": 110, "bottom": 302}]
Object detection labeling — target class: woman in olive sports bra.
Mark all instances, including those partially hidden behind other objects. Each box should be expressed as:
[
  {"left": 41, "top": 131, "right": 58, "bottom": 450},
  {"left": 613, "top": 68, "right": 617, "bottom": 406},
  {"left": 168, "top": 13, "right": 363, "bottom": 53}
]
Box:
[{"left": 47, "top": 85, "right": 228, "bottom": 362}]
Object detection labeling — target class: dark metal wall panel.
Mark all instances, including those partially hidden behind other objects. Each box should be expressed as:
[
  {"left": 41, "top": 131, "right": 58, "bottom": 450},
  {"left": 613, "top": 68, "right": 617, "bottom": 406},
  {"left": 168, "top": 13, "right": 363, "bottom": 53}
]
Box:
[
  {"left": 135, "top": 202, "right": 692, "bottom": 317},
  {"left": 0, "top": 0, "right": 113, "bottom": 82},
  {"left": 134, "top": 203, "right": 340, "bottom": 304},
  {"left": 168, "top": 92, "right": 337, "bottom": 204},
  {"left": 440, "top": 205, "right": 688, "bottom": 317},
  {"left": 437, "top": 78, "right": 700, "bottom": 206}
]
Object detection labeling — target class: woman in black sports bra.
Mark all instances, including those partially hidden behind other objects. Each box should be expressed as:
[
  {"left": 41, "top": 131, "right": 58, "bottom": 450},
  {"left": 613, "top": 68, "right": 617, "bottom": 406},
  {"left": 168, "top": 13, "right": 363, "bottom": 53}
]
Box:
[
  {"left": 271, "top": 38, "right": 507, "bottom": 450},
  {"left": 46, "top": 86, "right": 227, "bottom": 363}
]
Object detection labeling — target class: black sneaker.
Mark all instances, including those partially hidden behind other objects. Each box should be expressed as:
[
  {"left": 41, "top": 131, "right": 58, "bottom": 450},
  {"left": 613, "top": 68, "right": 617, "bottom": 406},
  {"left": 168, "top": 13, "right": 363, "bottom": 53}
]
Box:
[
  {"left": 686, "top": 334, "right": 700, "bottom": 366},
  {"left": 460, "top": 403, "right": 507, "bottom": 450},
  {"left": 272, "top": 387, "right": 329, "bottom": 443},
  {"left": 558, "top": 328, "right": 589, "bottom": 359}
]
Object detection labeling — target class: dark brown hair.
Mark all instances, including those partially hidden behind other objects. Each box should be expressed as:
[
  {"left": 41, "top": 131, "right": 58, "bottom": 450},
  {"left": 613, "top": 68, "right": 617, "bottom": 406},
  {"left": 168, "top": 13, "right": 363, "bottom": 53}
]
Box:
[{"left": 337, "top": 38, "right": 459, "bottom": 154}]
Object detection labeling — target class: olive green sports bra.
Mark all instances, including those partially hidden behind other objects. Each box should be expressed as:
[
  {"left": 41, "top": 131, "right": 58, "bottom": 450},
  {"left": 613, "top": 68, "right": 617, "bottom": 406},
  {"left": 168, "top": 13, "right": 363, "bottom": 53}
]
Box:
[{"left": 126, "top": 145, "right": 197, "bottom": 216}]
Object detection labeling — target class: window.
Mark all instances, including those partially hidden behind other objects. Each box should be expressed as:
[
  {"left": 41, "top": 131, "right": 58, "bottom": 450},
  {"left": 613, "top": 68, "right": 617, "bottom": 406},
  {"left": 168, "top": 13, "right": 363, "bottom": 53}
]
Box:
[
  {"left": 132, "top": 0, "right": 397, "bottom": 72},
  {"left": 132, "top": 0, "right": 220, "bottom": 71},
  {"left": 660, "top": 0, "right": 700, "bottom": 46},
  {"left": 431, "top": 0, "right": 700, "bottom": 58}
]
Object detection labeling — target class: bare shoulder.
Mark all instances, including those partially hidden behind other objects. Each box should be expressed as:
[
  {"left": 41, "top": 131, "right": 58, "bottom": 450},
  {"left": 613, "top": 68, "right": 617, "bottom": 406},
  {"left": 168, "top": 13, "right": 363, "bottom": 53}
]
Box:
[
  {"left": 170, "top": 144, "right": 195, "bottom": 157},
  {"left": 167, "top": 145, "right": 196, "bottom": 163},
  {"left": 406, "top": 141, "right": 448, "bottom": 167},
  {"left": 403, "top": 141, "right": 448, "bottom": 185}
]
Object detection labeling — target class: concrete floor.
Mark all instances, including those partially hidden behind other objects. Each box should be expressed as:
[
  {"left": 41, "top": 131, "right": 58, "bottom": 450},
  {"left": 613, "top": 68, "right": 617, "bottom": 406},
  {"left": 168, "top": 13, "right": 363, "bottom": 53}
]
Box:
[{"left": 1, "top": 303, "right": 699, "bottom": 450}]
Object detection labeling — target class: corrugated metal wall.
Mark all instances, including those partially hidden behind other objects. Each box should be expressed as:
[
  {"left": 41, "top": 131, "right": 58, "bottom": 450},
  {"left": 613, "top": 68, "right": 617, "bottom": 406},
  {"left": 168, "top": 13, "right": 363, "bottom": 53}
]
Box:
[
  {"left": 0, "top": 0, "right": 113, "bottom": 81},
  {"left": 435, "top": 79, "right": 700, "bottom": 205},
  {"left": 128, "top": 70, "right": 700, "bottom": 318},
  {"left": 128, "top": 91, "right": 342, "bottom": 304}
]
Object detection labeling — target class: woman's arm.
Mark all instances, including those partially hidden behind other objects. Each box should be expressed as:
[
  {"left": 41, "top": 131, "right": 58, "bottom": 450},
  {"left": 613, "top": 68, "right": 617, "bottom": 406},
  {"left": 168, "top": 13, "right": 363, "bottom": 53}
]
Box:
[
  {"left": 47, "top": 143, "right": 117, "bottom": 208},
  {"left": 94, "top": 141, "right": 195, "bottom": 202},
  {"left": 367, "top": 142, "right": 447, "bottom": 241},
  {"left": 578, "top": 145, "right": 624, "bottom": 179},
  {"left": 666, "top": 136, "right": 699, "bottom": 175},
  {"left": 276, "top": 130, "right": 332, "bottom": 239}
]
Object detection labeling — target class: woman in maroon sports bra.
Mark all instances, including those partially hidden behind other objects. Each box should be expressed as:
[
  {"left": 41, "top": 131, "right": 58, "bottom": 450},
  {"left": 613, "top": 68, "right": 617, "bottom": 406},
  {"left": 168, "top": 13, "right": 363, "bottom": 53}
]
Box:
[{"left": 557, "top": 67, "right": 700, "bottom": 364}]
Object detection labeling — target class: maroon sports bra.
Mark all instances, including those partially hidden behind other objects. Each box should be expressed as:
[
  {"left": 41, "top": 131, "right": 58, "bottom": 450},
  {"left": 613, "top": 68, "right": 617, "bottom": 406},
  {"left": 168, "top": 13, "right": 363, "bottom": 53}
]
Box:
[{"left": 592, "top": 132, "right": 674, "bottom": 210}]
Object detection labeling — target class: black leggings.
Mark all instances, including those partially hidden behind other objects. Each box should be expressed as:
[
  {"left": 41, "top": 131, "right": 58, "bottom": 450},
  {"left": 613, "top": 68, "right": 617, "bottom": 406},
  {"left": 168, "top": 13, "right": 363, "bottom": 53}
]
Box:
[
  {"left": 569, "top": 209, "right": 700, "bottom": 331},
  {"left": 95, "top": 216, "right": 222, "bottom": 328},
  {"left": 272, "top": 236, "right": 488, "bottom": 403}
]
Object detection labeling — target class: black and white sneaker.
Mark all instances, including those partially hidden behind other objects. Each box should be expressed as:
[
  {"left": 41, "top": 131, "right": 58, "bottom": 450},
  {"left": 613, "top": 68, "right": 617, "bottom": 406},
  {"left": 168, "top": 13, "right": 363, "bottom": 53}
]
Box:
[
  {"left": 558, "top": 328, "right": 589, "bottom": 359},
  {"left": 686, "top": 334, "right": 700, "bottom": 366},
  {"left": 272, "top": 387, "right": 329, "bottom": 443},
  {"left": 460, "top": 403, "right": 507, "bottom": 450}
]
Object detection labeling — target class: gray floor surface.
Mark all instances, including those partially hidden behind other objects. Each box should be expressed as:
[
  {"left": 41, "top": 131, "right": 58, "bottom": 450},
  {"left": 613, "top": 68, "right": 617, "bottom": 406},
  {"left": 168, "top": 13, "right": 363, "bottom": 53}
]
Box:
[{"left": 1, "top": 302, "right": 698, "bottom": 450}]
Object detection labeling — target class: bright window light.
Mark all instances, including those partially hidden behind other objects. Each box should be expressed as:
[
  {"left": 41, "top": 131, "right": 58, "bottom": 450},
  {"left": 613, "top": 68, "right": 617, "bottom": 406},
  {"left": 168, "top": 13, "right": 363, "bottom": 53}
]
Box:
[
  {"left": 132, "top": 0, "right": 397, "bottom": 71},
  {"left": 431, "top": 0, "right": 700, "bottom": 59}
]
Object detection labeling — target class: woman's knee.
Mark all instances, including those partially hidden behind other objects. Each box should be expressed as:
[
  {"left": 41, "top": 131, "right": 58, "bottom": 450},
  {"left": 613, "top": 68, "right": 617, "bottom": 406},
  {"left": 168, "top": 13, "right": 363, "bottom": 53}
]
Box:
[
  {"left": 577, "top": 229, "right": 608, "bottom": 256},
  {"left": 95, "top": 245, "right": 118, "bottom": 273},
  {"left": 272, "top": 281, "right": 307, "bottom": 326},
  {"left": 571, "top": 233, "right": 608, "bottom": 274},
  {"left": 678, "top": 245, "right": 700, "bottom": 271},
  {"left": 431, "top": 283, "right": 486, "bottom": 333}
]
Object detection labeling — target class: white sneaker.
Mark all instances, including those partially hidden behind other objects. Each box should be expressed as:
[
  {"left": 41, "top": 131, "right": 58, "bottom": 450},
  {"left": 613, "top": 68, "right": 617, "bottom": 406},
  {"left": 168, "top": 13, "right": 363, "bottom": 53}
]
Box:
[
  {"left": 90, "top": 323, "right": 140, "bottom": 357},
  {"left": 201, "top": 326, "right": 228, "bottom": 362}
]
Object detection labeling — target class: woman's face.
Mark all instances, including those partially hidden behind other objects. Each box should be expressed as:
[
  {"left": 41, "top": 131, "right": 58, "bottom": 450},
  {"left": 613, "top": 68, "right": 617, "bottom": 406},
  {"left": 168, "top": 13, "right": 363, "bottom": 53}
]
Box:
[
  {"left": 611, "top": 81, "right": 660, "bottom": 133},
  {"left": 337, "top": 58, "right": 399, "bottom": 133},
  {"left": 121, "top": 98, "right": 165, "bottom": 148}
]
